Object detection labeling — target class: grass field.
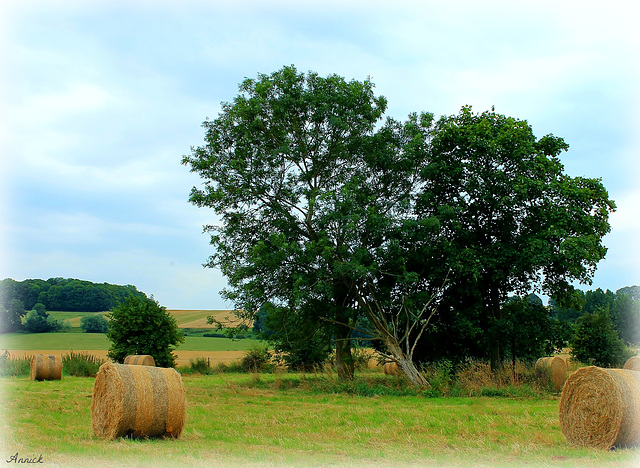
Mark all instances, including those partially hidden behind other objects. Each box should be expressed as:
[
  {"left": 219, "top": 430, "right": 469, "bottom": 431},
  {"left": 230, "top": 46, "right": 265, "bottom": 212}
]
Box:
[
  {"left": 2, "top": 311, "right": 639, "bottom": 466},
  {"left": 0, "top": 330, "right": 260, "bottom": 367},
  {"left": 0, "top": 333, "right": 258, "bottom": 352},
  {"left": 1, "top": 372, "right": 637, "bottom": 467}
]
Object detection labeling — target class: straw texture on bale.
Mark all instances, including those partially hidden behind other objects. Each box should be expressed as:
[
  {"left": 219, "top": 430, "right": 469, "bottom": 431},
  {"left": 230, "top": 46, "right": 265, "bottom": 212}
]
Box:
[
  {"left": 623, "top": 356, "right": 640, "bottom": 372},
  {"left": 559, "top": 366, "right": 640, "bottom": 449},
  {"left": 383, "top": 362, "right": 399, "bottom": 375},
  {"left": 535, "top": 356, "right": 567, "bottom": 391},
  {"left": 91, "top": 362, "right": 185, "bottom": 439},
  {"left": 124, "top": 355, "right": 156, "bottom": 366},
  {"left": 30, "top": 354, "right": 62, "bottom": 381}
]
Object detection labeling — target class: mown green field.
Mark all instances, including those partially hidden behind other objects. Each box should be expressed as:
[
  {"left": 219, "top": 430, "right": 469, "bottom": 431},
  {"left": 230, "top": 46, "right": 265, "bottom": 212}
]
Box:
[
  {"left": 0, "top": 332, "right": 258, "bottom": 352},
  {"left": 1, "top": 373, "right": 637, "bottom": 467}
]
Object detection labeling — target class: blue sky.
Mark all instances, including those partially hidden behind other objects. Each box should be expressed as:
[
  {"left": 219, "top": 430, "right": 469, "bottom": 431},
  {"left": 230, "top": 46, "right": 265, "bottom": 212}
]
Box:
[{"left": 1, "top": 0, "right": 638, "bottom": 309}]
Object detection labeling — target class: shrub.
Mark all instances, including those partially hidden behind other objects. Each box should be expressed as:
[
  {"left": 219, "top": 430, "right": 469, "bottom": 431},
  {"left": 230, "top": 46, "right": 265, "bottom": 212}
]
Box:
[
  {"left": 107, "top": 295, "right": 184, "bottom": 368},
  {"left": 421, "top": 359, "right": 455, "bottom": 395},
  {"left": 189, "top": 357, "right": 212, "bottom": 375},
  {"left": 80, "top": 314, "right": 109, "bottom": 333},
  {"left": 240, "top": 345, "right": 272, "bottom": 372},
  {"left": 62, "top": 352, "right": 105, "bottom": 377},
  {"left": 23, "top": 306, "right": 65, "bottom": 333},
  {"left": 0, "top": 352, "right": 31, "bottom": 377}
]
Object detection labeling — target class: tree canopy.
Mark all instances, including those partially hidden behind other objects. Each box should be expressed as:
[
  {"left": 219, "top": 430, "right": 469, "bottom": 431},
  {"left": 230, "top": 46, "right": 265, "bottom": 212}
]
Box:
[
  {"left": 415, "top": 106, "right": 615, "bottom": 369},
  {"left": 184, "top": 66, "right": 616, "bottom": 382},
  {"left": 0, "top": 278, "right": 146, "bottom": 312}
]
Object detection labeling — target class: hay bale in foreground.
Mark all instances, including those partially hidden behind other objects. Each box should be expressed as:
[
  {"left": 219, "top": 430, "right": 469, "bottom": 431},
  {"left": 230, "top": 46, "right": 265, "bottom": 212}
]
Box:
[
  {"left": 623, "top": 356, "right": 640, "bottom": 372},
  {"left": 383, "top": 362, "right": 399, "bottom": 375},
  {"left": 30, "top": 354, "right": 62, "bottom": 381},
  {"left": 91, "top": 362, "right": 185, "bottom": 439},
  {"left": 559, "top": 366, "right": 640, "bottom": 449},
  {"left": 124, "top": 355, "right": 156, "bottom": 366},
  {"left": 535, "top": 356, "right": 567, "bottom": 391}
]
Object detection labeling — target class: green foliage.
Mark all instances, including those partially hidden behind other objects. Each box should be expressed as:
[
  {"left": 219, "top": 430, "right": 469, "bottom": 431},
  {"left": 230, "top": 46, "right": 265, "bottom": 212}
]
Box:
[
  {"left": 22, "top": 303, "right": 66, "bottom": 333},
  {"left": 240, "top": 345, "right": 272, "bottom": 372},
  {"left": 80, "top": 314, "right": 109, "bottom": 333},
  {"left": 582, "top": 288, "right": 616, "bottom": 315},
  {"left": 550, "top": 289, "right": 585, "bottom": 322},
  {"left": 258, "top": 302, "right": 332, "bottom": 371},
  {"left": 184, "top": 66, "right": 617, "bottom": 378},
  {"left": 570, "top": 308, "right": 627, "bottom": 367},
  {"left": 184, "top": 65, "right": 410, "bottom": 379},
  {"left": 417, "top": 106, "right": 615, "bottom": 369},
  {"left": 499, "top": 296, "right": 571, "bottom": 362},
  {"left": 62, "top": 351, "right": 105, "bottom": 377},
  {"left": 0, "top": 352, "right": 31, "bottom": 376},
  {"left": 0, "top": 277, "right": 146, "bottom": 312},
  {"left": 184, "top": 357, "right": 213, "bottom": 375},
  {"left": 610, "top": 292, "right": 640, "bottom": 344},
  {"left": 550, "top": 285, "right": 639, "bottom": 345},
  {"left": 1, "top": 299, "right": 26, "bottom": 333},
  {"left": 106, "top": 295, "right": 184, "bottom": 367}
]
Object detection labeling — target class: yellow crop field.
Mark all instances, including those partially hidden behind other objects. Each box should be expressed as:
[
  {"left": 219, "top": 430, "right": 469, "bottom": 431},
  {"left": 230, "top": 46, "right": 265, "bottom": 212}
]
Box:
[{"left": 167, "top": 309, "right": 244, "bottom": 328}]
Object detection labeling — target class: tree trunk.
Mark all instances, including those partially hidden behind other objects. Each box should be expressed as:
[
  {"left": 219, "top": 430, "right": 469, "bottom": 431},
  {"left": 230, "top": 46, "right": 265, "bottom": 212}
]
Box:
[
  {"left": 486, "top": 285, "right": 503, "bottom": 373},
  {"left": 335, "top": 322, "right": 354, "bottom": 381},
  {"left": 397, "top": 357, "right": 430, "bottom": 389},
  {"left": 489, "top": 341, "right": 501, "bottom": 373},
  {"left": 384, "top": 339, "right": 430, "bottom": 389}
]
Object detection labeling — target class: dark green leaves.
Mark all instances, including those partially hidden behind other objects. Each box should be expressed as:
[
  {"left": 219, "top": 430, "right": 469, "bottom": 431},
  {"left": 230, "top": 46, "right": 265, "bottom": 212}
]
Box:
[{"left": 107, "top": 295, "right": 184, "bottom": 368}]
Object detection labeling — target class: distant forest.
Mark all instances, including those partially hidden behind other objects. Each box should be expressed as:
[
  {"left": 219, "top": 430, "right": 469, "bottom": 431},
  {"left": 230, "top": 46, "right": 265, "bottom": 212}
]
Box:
[{"left": 0, "top": 278, "right": 147, "bottom": 312}]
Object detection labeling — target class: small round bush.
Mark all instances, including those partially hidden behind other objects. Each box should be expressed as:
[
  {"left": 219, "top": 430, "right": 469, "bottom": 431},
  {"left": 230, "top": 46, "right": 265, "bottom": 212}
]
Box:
[
  {"left": 107, "top": 295, "right": 184, "bottom": 368},
  {"left": 81, "top": 314, "right": 109, "bottom": 333}
]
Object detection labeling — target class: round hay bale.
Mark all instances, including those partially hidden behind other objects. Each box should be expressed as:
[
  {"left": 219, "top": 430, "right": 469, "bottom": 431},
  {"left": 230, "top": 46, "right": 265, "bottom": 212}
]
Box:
[
  {"left": 383, "top": 361, "right": 399, "bottom": 375},
  {"left": 559, "top": 366, "right": 640, "bottom": 449},
  {"left": 623, "top": 356, "right": 640, "bottom": 371},
  {"left": 91, "top": 362, "right": 185, "bottom": 439},
  {"left": 124, "top": 355, "right": 156, "bottom": 366},
  {"left": 535, "top": 356, "right": 567, "bottom": 391},
  {"left": 30, "top": 354, "right": 62, "bottom": 381}
]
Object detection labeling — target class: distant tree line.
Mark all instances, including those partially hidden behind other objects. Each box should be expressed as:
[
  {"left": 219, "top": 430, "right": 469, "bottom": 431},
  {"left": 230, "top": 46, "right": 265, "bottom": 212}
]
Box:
[
  {"left": 0, "top": 278, "right": 146, "bottom": 312},
  {"left": 551, "top": 286, "right": 639, "bottom": 343}
]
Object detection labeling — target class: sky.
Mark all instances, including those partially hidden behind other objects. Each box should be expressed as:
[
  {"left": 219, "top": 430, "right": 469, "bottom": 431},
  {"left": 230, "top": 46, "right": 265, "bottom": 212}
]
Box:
[{"left": 1, "top": 0, "right": 638, "bottom": 310}]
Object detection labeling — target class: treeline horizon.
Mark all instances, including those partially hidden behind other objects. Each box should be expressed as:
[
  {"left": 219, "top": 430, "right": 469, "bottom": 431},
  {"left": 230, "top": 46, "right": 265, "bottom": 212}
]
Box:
[{"left": 0, "top": 277, "right": 147, "bottom": 312}]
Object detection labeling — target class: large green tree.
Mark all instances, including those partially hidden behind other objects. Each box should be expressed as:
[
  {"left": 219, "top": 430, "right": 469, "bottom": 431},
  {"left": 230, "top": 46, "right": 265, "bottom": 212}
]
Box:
[
  {"left": 183, "top": 66, "right": 440, "bottom": 384},
  {"left": 417, "top": 106, "right": 615, "bottom": 370}
]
